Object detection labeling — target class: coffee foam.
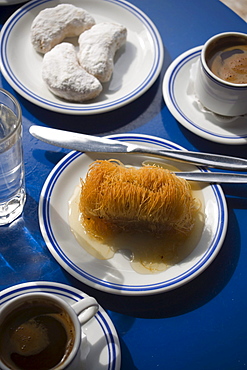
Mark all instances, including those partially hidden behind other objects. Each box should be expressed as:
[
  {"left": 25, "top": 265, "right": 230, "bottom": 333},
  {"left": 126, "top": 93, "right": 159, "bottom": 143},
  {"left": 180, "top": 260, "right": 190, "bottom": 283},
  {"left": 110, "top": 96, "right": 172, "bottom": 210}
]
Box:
[
  {"left": 0, "top": 300, "right": 75, "bottom": 370},
  {"left": 209, "top": 45, "right": 247, "bottom": 84},
  {"left": 11, "top": 318, "right": 49, "bottom": 356}
]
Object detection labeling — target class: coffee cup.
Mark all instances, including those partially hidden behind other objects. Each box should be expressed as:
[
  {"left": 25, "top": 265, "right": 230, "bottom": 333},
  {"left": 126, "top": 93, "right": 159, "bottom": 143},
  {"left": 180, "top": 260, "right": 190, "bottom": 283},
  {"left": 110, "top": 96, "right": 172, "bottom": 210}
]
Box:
[
  {"left": 194, "top": 32, "right": 247, "bottom": 116},
  {"left": 0, "top": 292, "right": 99, "bottom": 369}
]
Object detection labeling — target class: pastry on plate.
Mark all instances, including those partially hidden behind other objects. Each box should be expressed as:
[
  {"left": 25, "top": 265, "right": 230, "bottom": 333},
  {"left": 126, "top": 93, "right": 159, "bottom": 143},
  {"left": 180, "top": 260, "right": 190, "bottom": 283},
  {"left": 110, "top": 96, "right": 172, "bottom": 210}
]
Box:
[
  {"left": 79, "top": 159, "right": 200, "bottom": 239},
  {"left": 78, "top": 22, "right": 127, "bottom": 82},
  {"left": 42, "top": 42, "right": 102, "bottom": 102},
  {"left": 31, "top": 4, "right": 95, "bottom": 54}
]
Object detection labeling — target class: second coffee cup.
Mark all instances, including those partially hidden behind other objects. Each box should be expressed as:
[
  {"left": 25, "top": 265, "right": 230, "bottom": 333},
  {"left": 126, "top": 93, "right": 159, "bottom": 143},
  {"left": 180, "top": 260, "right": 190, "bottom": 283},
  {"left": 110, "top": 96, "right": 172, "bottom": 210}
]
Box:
[{"left": 194, "top": 31, "right": 247, "bottom": 116}]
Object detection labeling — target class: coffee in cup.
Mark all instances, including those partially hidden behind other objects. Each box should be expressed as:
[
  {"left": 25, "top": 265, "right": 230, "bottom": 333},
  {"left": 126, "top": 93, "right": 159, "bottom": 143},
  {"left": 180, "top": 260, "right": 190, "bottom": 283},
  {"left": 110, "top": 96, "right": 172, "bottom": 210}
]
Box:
[
  {"left": 194, "top": 32, "right": 247, "bottom": 116},
  {"left": 0, "top": 298, "right": 75, "bottom": 369},
  {"left": 0, "top": 292, "right": 99, "bottom": 370},
  {"left": 206, "top": 35, "right": 247, "bottom": 84}
]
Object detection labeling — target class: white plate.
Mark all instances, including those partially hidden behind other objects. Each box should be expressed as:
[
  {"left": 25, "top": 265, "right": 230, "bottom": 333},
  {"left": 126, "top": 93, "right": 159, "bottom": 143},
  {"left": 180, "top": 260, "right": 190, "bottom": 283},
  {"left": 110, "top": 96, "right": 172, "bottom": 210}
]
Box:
[
  {"left": 0, "top": 281, "right": 121, "bottom": 370},
  {"left": 162, "top": 46, "right": 247, "bottom": 145},
  {"left": 0, "top": 0, "right": 163, "bottom": 115},
  {"left": 39, "top": 133, "right": 228, "bottom": 295}
]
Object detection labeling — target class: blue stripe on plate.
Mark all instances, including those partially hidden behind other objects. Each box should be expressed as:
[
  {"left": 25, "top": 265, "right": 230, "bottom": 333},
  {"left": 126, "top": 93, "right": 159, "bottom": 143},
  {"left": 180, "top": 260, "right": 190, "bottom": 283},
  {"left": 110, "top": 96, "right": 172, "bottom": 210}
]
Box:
[{"left": 40, "top": 135, "right": 226, "bottom": 293}]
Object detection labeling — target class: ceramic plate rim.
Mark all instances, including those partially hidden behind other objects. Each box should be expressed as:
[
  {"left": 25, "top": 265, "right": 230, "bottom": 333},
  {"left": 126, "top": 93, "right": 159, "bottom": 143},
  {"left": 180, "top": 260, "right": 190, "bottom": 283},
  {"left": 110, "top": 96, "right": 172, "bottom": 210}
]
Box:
[
  {"left": 162, "top": 46, "right": 247, "bottom": 145},
  {"left": 38, "top": 133, "right": 228, "bottom": 296},
  {"left": 0, "top": 281, "right": 121, "bottom": 370},
  {"left": 0, "top": 0, "right": 163, "bottom": 115}
]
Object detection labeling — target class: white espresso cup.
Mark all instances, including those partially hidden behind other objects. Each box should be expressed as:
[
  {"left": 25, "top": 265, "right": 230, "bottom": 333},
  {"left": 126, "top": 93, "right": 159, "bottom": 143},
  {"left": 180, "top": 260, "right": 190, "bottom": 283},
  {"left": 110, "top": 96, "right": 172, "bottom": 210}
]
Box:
[
  {"left": 194, "top": 32, "right": 247, "bottom": 116},
  {"left": 0, "top": 292, "right": 99, "bottom": 370}
]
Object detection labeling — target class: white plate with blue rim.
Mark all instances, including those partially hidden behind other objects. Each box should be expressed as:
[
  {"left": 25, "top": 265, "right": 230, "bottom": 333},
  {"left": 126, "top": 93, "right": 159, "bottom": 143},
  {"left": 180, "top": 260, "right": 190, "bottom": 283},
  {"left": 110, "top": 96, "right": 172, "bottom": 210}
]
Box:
[
  {"left": 0, "top": 0, "right": 163, "bottom": 114},
  {"left": 163, "top": 46, "right": 247, "bottom": 145},
  {"left": 38, "top": 133, "right": 228, "bottom": 295},
  {"left": 0, "top": 281, "right": 121, "bottom": 370}
]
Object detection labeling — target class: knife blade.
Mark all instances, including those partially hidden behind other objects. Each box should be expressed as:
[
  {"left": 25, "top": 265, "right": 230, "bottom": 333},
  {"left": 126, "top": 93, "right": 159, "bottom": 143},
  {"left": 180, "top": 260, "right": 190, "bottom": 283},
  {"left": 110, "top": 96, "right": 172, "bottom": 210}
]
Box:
[
  {"left": 29, "top": 125, "right": 247, "bottom": 173},
  {"left": 175, "top": 171, "right": 247, "bottom": 183}
]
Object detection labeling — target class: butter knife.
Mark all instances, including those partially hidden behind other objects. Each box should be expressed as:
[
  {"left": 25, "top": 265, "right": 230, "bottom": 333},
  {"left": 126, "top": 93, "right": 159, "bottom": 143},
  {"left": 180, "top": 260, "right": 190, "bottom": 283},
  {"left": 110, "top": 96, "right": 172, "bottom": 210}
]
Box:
[{"left": 29, "top": 125, "right": 247, "bottom": 183}]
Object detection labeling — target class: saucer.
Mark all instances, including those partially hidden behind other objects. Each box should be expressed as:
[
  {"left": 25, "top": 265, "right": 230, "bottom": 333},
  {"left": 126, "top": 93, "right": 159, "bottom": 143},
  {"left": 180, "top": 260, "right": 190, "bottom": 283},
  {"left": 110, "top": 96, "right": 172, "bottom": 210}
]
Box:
[
  {"left": 0, "top": 281, "right": 121, "bottom": 370},
  {"left": 162, "top": 46, "right": 247, "bottom": 145}
]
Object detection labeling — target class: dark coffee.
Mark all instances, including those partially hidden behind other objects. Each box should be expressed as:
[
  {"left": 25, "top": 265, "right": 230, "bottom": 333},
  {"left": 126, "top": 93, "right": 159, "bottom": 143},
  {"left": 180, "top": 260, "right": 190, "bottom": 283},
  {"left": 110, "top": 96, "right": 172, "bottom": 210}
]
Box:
[
  {"left": 0, "top": 299, "right": 75, "bottom": 370},
  {"left": 206, "top": 35, "right": 247, "bottom": 84}
]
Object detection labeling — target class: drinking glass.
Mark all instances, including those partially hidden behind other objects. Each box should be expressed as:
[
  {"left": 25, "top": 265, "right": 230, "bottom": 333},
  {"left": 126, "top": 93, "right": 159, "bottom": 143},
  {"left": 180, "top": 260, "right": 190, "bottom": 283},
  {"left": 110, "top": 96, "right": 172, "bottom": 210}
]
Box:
[{"left": 0, "top": 88, "right": 26, "bottom": 225}]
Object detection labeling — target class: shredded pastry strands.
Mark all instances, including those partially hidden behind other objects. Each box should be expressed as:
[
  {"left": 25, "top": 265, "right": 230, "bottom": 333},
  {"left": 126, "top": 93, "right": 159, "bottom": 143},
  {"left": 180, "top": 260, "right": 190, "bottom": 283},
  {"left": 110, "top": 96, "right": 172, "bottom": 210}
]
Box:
[{"left": 79, "top": 160, "right": 200, "bottom": 240}]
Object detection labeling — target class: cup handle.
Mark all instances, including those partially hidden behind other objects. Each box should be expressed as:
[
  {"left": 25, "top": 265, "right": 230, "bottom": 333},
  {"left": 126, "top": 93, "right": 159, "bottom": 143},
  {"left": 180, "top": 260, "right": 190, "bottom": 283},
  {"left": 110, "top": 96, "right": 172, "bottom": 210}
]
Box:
[{"left": 72, "top": 297, "right": 99, "bottom": 325}]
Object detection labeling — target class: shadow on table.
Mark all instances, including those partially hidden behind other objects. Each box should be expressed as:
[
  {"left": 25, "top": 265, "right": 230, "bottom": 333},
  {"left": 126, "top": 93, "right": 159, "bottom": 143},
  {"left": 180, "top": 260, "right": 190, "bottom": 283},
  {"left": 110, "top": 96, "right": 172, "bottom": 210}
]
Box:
[
  {"left": 0, "top": 193, "right": 56, "bottom": 289},
  {"left": 117, "top": 337, "right": 138, "bottom": 370},
  {"left": 19, "top": 70, "right": 163, "bottom": 137},
  {"left": 176, "top": 120, "right": 247, "bottom": 160}
]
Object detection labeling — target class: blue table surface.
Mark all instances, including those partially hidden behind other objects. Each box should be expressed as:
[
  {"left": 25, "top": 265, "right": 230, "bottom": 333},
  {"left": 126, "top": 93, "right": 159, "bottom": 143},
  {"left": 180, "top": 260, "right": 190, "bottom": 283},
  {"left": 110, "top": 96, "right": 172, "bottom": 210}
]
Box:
[{"left": 1, "top": 0, "right": 247, "bottom": 369}]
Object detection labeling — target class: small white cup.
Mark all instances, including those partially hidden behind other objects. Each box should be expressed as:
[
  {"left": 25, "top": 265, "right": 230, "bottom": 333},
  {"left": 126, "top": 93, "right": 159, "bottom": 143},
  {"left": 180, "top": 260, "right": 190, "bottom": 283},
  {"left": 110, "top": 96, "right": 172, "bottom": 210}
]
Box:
[
  {"left": 0, "top": 292, "right": 99, "bottom": 370},
  {"left": 194, "top": 32, "right": 247, "bottom": 116}
]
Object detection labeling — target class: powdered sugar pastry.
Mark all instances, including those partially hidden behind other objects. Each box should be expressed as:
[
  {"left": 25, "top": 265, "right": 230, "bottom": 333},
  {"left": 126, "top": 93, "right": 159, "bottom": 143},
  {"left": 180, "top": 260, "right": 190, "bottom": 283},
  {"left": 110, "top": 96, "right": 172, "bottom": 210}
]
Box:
[
  {"left": 31, "top": 4, "right": 95, "bottom": 54},
  {"left": 42, "top": 43, "right": 102, "bottom": 102},
  {"left": 78, "top": 22, "right": 127, "bottom": 82}
]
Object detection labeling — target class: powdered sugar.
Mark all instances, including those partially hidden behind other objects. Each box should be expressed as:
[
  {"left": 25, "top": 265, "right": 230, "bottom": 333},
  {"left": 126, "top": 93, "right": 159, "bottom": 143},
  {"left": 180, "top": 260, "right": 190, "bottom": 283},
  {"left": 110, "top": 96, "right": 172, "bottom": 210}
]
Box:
[
  {"left": 31, "top": 4, "right": 95, "bottom": 54},
  {"left": 31, "top": 4, "right": 127, "bottom": 102},
  {"left": 42, "top": 43, "right": 102, "bottom": 102},
  {"left": 78, "top": 23, "right": 127, "bottom": 82}
]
